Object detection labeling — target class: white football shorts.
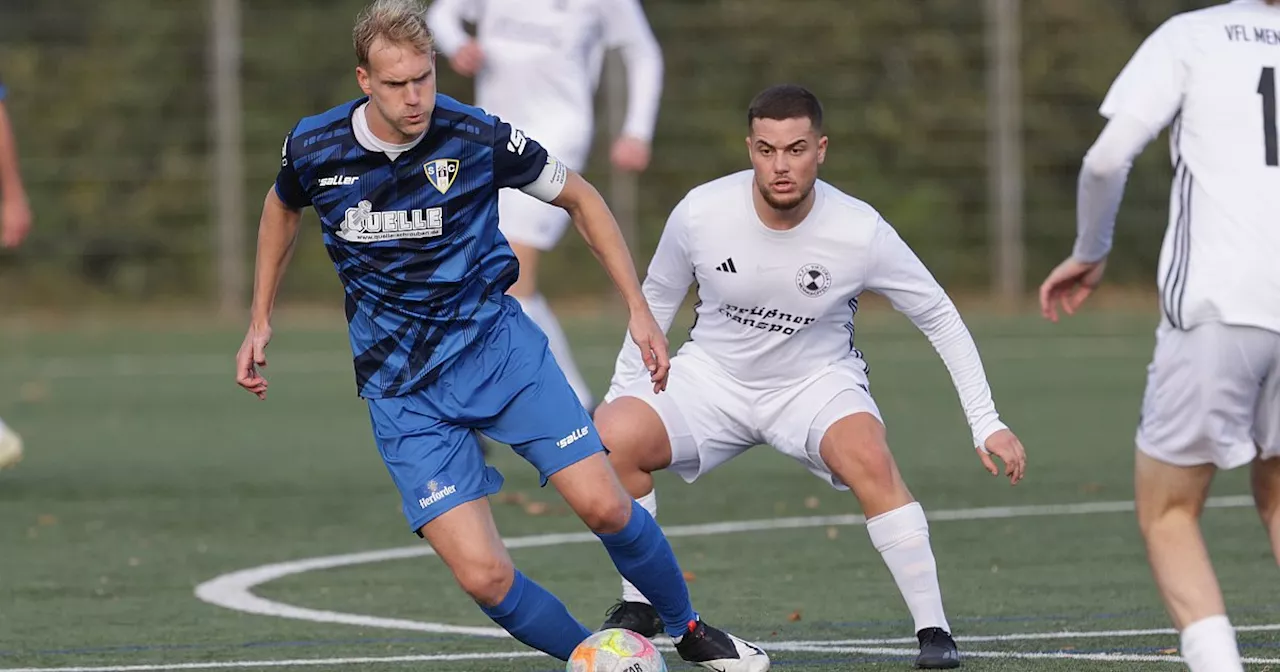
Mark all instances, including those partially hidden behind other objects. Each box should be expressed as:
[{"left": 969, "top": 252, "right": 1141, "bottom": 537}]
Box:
[
  {"left": 1136, "top": 321, "right": 1280, "bottom": 469},
  {"left": 498, "top": 137, "right": 589, "bottom": 252},
  {"left": 612, "top": 347, "right": 881, "bottom": 489}
]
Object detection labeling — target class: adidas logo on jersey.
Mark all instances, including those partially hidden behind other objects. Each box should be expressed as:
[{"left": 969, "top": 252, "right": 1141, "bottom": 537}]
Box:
[{"left": 715, "top": 258, "right": 738, "bottom": 273}]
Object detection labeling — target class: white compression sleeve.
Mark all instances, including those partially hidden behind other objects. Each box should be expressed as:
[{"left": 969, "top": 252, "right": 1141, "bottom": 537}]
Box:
[
  {"left": 864, "top": 220, "right": 1006, "bottom": 448},
  {"left": 1072, "top": 114, "right": 1160, "bottom": 263}
]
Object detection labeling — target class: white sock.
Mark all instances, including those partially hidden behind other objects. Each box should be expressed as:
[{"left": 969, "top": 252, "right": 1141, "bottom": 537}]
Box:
[
  {"left": 866, "top": 502, "right": 950, "bottom": 634},
  {"left": 620, "top": 490, "right": 658, "bottom": 605},
  {"left": 514, "top": 293, "right": 594, "bottom": 409},
  {"left": 1181, "top": 615, "right": 1244, "bottom": 672}
]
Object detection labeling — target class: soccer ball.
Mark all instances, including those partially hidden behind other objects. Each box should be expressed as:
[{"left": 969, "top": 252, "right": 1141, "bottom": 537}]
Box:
[{"left": 566, "top": 628, "right": 667, "bottom": 672}]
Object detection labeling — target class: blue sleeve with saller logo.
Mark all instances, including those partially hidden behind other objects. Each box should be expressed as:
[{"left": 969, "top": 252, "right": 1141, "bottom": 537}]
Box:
[
  {"left": 274, "top": 129, "right": 312, "bottom": 210},
  {"left": 490, "top": 117, "right": 550, "bottom": 190}
]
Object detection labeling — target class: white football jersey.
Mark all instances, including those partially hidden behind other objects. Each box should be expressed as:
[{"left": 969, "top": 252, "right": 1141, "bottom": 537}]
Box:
[
  {"left": 427, "top": 0, "right": 663, "bottom": 166},
  {"left": 607, "top": 171, "right": 1007, "bottom": 448},
  {"left": 1100, "top": 0, "right": 1280, "bottom": 332}
]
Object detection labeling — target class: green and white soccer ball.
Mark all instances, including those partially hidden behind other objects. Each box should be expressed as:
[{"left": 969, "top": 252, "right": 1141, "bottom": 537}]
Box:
[{"left": 567, "top": 628, "right": 667, "bottom": 672}]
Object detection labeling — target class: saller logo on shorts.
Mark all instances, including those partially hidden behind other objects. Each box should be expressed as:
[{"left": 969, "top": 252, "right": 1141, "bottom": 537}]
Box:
[
  {"left": 417, "top": 479, "right": 457, "bottom": 509},
  {"left": 557, "top": 425, "right": 590, "bottom": 449}
]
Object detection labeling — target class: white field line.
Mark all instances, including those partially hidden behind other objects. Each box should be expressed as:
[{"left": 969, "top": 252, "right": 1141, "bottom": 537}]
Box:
[
  {"left": 195, "top": 496, "right": 1255, "bottom": 639},
  {"left": 4, "top": 646, "right": 1280, "bottom": 672}
]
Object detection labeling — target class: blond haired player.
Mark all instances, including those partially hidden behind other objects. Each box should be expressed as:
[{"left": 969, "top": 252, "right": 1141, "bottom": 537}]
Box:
[
  {"left": 1040, "top": 2, "right": 1280, "bottom": 670},
  {"left": 427, "top": 0, "right": 664, "bottom": 409},
  {"left": 594, "top": 84, "right": 1028, "bottom": 670}
]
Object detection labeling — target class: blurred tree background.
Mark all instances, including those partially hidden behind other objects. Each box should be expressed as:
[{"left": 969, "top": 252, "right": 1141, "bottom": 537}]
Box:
[{"left": 0, "top": 0, "right": 1210, "bottom": 310}]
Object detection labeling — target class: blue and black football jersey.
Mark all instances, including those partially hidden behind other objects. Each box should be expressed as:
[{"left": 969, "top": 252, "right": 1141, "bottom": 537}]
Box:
[{"left": 275, "top": 94, "right": 552, "bottom": 398}]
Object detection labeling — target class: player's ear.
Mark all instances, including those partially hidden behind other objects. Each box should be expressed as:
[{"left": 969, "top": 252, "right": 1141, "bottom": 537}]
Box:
[
  {"left": 356, "top": 65, "right": 373, "bottom": 96},
  {"left": 817, "top": 135, "right": 828, "bottom": 164}
]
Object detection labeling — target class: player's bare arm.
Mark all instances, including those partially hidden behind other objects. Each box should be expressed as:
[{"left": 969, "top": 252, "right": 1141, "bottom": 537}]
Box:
[
  {"left": 552, "top": 171, "right": 670, "bottom": 390},
  {"left": 0, "top": 99, "right": 32, "bottom": 248},
  {"left": 236, "top": 187, "right": 303, "bottom": 400}
]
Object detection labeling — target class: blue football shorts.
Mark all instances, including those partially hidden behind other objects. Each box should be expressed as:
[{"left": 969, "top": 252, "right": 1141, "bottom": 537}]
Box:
[{"left": 366, "top": 301, "right": 605, "bottom": 535}]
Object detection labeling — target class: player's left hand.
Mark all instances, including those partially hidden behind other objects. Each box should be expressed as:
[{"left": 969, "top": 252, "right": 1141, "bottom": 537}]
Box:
[
  {"left": 627, "top": 309, "right": 670, "bottom": 393},
  {"left": 236, "top": 322, "right": 273, "bottom": 400},
  {"left": 979, "top": 429, "right": 1026, "bottom": 485},
  {"left": 1, "top": 193, "right": 32, "bottom": 248},
  {"left": 1039, "top": 257, "right": 1107, "bottom": 323},
  {"left": 610, "top": 136, "right": 651, "bottom": 173}
]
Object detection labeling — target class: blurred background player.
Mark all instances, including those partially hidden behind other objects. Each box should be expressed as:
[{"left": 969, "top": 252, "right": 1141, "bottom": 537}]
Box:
[
  {"left": 1040, "top": 1, "right": 1280, "bottom": 670},
  {"left": 0, "top": 75, "right": 32, "bottom": 471},
  {"left": 426, "top": 0, "right": 664, "bottom": 409},
  {"left": 594, "top": 85, "right": 1027, "bottom": 670}
]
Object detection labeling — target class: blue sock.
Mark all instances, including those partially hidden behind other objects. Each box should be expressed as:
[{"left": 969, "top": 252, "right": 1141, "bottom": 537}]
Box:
[
  {"left": 479, "top": 570, "right": 591, "bottom": 661},
  {"left": 596, "top": 499, "right": 698, "bottom": 638}
]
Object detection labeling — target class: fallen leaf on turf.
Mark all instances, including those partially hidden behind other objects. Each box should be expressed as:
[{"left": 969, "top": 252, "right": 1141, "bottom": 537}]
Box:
[
  {"left": 498, "top": 492, "right": 529, "bottom": 505},
  {"left": 523, "top": 501, "right": 549, "bottom": 516},
  {"left": 37, "top": 514, "right": 58, "bottom": 526},
  {"left": 804, "top": 496, "right": 820, "bottom": 510},
  {"left": 683, "top": 571, "right": 696, "bottom": 582},
  {"left": 787, "top": 611, "right": 802, "bottom": 622},
  {"left": 21, "top": 380, "right": 49, "bottom": 402},
  {"left": 826, "top": 526, "right": 839, "bottom": 540}
]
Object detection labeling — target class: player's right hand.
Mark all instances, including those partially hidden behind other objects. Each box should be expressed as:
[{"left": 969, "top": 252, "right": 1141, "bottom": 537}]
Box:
[
  {"left": 236, "top": 322, "right": 272, "bottom": 400},
  {"left": 449, "top": 41, "right": 484, "bottom": 77},
  {"left": 1, "top": 193, "right": 32, "bottom": 248},
  {"left": 627, "top": 310, "right": 670, "bottom": 393},
  {"left": 1039, "top": 257, "right": 1107, "bottom": 323},
  {"left": 979, "top": 428, "right": 1026, "bottom": 485}
]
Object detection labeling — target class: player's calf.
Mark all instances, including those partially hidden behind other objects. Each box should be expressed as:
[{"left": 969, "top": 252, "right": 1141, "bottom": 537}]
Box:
[
  {"left": 419, "top": 499, "right": 592, "bottom": 661},
  {"left": 1250, "top": 453, "right": 1280, "bottom": 564},
  {"left": 1135, "top": 450, "right": 1246, "bottom": 672},
  {"left": 818, "top": 412, "right": 957, "bottom": 665}
]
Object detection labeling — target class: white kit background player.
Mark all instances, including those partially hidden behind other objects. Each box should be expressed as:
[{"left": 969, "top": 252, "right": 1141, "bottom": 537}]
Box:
[
  {"left": 593, "top": 85, "right": 1028, "bottom": 670},
  {"left": 1039, "top": 1, "right": 1280, "bottom": 670},
  {"left": 427, "top": 0, "right": 664, "bottom": 408}
]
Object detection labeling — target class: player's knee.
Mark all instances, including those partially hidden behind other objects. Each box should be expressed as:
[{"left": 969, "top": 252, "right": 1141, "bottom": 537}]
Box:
[
  {"left": 577, "top": 492, "right": 633, "bottom": 535},
  {"left": 453, "top": 556, "right": 516, "bottom": 608},
  {"left": 1136, "top": 495, "right": 1200, "bottom": 538},
  {"left": 822, "top": 421, "right": 894, "bottom": 482},
  {"left": 595, "top": 399, "right": 670, "bottom": 474}
]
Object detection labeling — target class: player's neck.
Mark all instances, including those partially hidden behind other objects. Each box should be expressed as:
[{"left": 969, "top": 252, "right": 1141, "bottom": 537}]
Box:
[
  {"left": 752, "top": 187, "right": 816, "bottom": 231},
  {"left": 362, "top": 104, "right": 425, "bottom": 146}
]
